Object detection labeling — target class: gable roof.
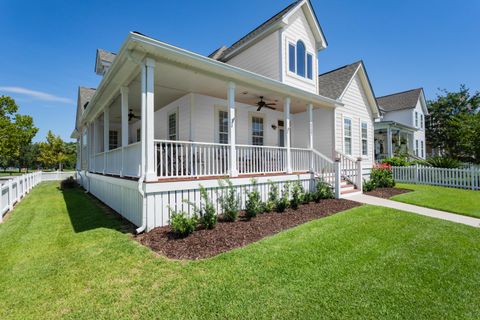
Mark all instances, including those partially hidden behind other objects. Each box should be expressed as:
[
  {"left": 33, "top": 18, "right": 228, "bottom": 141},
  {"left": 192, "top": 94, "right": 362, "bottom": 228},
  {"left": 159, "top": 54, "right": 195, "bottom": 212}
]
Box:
[
  {"left": 318, "top": 60, "right": 380, "bottom": 117},
  {"left": 318, "top": 61, "right": 362, "bottom": 100},
  {"left": 212, "top": 0, "right": 327, "bottom": 62},
  {"left": 97, "top": 49, "right": 116, "bottom": 64},
  {"left": 95, "top": 49, "right": 117, "bottom": 75},
  {"left": 376, "top": 88, "right": 424, "bottom": 112},
  {"left": 79, "top": 87, "right": 96, "bottom": 110}
]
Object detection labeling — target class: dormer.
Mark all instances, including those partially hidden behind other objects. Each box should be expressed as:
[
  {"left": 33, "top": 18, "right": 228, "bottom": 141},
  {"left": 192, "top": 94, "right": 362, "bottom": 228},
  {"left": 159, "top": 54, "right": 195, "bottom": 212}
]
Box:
[
  {"left": 210, "top": 0, "right": 327, "bottom": 94},
  {"left": 95, "top": 49, "right": 116, "bottom": 76}
]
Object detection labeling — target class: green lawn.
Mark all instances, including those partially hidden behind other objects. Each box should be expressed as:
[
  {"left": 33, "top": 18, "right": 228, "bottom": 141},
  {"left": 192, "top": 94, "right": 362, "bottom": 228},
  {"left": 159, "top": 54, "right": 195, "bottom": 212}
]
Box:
[
  {"left": 393, "top": 183, "right": 480, "bottom": 218},
  {"left": 2, "top": 182, "right": 480, "bottom": 319}
]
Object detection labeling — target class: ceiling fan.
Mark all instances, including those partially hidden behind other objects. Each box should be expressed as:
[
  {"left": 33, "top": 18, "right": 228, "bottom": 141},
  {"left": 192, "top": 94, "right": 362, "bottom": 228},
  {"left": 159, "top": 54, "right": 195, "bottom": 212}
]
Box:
[
  {"left": 128, "top": 109, "right": 140, "bottom": 121},
  {"left": 256, "top": 96, "right": 276, "bottom": 112}
]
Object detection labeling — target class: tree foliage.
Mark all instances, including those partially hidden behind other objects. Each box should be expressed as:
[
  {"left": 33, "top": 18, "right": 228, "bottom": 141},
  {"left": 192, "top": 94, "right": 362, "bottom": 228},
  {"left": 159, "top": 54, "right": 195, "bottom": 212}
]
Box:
[
  {"left": 38, "top": 131, "right": 73, "bottom": 170},
  {"left": 426, "top": 85, "right": 480, "bottom": 163},
  {"left": 0, "top": 96, "right": 39, "bottom": 171}
]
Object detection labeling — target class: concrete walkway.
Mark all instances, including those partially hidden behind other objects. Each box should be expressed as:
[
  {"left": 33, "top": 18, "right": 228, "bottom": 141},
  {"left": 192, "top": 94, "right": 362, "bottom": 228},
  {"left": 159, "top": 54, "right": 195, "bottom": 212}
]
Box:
[{"left": 349, "top": 194, "right": 480, "bottom": 228}]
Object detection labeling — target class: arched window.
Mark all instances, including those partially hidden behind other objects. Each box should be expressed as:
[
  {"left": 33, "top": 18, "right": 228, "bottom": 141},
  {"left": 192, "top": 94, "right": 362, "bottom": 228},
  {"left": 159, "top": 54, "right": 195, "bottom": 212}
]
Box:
[{"left": 296, "top": 40, "right": 306, "bottom": 77}]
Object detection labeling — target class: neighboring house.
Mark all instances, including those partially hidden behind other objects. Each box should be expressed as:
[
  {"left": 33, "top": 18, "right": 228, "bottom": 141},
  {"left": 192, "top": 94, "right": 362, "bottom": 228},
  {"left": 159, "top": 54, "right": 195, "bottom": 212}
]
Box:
[
  {"left": 374, "top": 88, "right": 428, "bottom": 161},
  {"left": 71, "top": 0, "right": 380, "bottom": 232}
]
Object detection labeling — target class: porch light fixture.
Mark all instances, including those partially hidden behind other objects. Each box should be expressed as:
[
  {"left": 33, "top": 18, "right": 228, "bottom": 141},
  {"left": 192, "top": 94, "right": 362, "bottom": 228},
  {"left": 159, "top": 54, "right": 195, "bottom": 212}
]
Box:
[{"left": 271, "top": 124, "right": 277, "bottom": 130}]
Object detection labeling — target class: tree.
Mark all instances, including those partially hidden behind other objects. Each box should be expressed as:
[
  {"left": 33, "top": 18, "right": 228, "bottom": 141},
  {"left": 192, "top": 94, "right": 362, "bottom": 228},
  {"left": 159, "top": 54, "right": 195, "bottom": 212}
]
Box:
[
  {"left": 426, "top": 85, "right": 480, "bottom": 162},
  {"left": 0, "top": 96, "right": 38, "bottom": 171},
  {"left": 37, "top": 131, "right": 74, "bottom": 171}
]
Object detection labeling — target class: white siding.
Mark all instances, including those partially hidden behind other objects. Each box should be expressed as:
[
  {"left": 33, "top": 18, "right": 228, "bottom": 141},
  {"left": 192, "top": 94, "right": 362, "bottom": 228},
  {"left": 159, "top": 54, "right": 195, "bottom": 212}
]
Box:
[
  {"left": 282, "top": 8, "right": 318, "bottom": 93},
  {"left": 292, "top": 107, "right": 335, "bottom": 158},
  {"left": 412, "top": 99, "right": 426, "bottom": 159},
  {"left": 335, "top": 74, "right": 375, "bottom": 168},
  {"left": 227, "top": 31, "right": 281, "bottom": 81}
]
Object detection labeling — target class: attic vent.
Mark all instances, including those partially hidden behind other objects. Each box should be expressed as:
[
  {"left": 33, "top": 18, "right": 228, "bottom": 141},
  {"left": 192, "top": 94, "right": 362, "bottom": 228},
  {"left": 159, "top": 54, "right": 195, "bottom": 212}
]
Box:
[{"left": 83, "top": 102, "right": 89, "bottom": 110}]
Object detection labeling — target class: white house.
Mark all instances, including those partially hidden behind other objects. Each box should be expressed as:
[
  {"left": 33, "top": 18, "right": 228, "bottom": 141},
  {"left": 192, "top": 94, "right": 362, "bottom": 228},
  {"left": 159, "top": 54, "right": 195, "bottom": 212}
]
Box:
[
  {"left": 72, "top": 0, "right": 380, "bottom": 232},
  {"left": 374, "top": 88, "right": 428, "bottom": 160}
]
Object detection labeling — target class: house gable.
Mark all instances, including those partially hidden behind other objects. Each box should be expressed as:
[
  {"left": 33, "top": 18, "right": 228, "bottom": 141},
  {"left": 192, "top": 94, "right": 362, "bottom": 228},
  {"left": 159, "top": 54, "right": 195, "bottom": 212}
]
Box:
[{"left": 217, "top": 0, "right": 326, "bottom": 92}]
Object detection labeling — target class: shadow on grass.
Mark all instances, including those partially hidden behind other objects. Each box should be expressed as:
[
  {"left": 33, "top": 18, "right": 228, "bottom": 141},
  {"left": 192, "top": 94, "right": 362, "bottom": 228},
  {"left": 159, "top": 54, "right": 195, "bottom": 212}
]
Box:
[{"left": 61, "top": 186, "right": 136, "bottom": 234}]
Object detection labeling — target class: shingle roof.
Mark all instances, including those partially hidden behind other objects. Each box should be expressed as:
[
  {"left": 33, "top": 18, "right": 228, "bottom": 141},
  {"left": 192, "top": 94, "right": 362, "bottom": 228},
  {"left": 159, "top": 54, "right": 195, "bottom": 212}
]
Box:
[
  {"left": 213, "top": 1, "right": 301, "bottom": 61},
  {"left": 317, "top": 61, "right": 362, "bottom": 99},
  {"left": 376, "top": 88, "right": 423, "bottom": 112},
  {"left": 79, "top": 87, "right": 96, "bottom": 110},
  {"left": 97, "top": 49, "right": 116, "bottom": 64}
]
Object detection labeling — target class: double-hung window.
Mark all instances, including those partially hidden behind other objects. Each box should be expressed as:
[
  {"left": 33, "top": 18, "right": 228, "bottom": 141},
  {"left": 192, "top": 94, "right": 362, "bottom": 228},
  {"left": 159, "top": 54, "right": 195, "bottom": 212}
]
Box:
[
  {"left": 361, "top": 122, "right": 368, "bottom": 156},
  {"left": 218, "top": 110, "right": 228, "bottom": 144},
  {"left": 420, "top": 114, "right": 424, "bottom": 129},
  {"left": 415, "top": 139, "right": 419, "bottom": 156},
  {"left": 109, "top": 130, "right": 118, "bottom": 150},
  {"left": 344, "top": 118, "right": 352, "bottom": 155},
  {"left": 252, "top": 116, "right": 264, "bottom": 146},
  {"left": 168, "top": 112, "right": 177, "bottom": 141},
  {"left": 421, "top": 141, "right": 424, "bottom": 158},
  {"left": 415, "top": 112, "right": 419, "bottom": 127}
]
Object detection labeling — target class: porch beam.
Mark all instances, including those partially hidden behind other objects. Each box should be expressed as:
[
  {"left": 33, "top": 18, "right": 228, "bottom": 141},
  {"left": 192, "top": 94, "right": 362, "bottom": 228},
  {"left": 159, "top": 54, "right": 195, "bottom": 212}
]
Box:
[
  {"left": 143, "top": 58, "right": 157, "bottom": 182},
  {"left": 228, "top": 82, "right": 238, "bottom": 177},
  {"left": 120, "top": 86, "right": 129, "bottom": 177},
  {"left": 307, "top": 103, "right": 314, "bottom": 172},
  {"left": 103, "top": 107, "right": 110, "bottom": 174},
  {"left": 284, "top": 97, "right": 292, "bottom": 174}
]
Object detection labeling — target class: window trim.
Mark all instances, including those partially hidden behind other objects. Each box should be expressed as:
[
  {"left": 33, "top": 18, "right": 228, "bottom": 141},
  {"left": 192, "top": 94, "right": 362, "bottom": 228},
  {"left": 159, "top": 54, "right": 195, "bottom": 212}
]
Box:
[
  {"left": 108, "top": 130, "right": 119, "bottom": 150},
  {"left": 286, "top": 39, "right": 315, "bottom": 84},
  {"left": 167, "top": 109, "right": 179, "bottom": 141},
  {"left": 343, "top": 117, "right": 353, "bottom": 156},
  {"left": 249, "top": 113, "right": 265, "bottom": 146},
  {"left": 361, "top": 121, "right": 368, "bottom": 156},
  {"left": 214, "top": 106, "right": 229, "bottom": 144}
]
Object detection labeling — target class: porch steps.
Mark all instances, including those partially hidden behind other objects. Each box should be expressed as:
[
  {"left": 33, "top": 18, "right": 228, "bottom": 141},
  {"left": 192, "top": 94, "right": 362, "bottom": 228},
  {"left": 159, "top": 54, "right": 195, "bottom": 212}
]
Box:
[{"left": 340, "top": 180, "right": 362, "bottom": 198}]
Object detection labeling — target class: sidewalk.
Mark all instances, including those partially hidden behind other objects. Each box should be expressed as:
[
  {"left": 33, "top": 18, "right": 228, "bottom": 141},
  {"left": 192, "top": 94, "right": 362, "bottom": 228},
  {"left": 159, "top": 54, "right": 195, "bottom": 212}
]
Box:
[{"left": 349, "top": 194, "right": 480, "bottom": 228}]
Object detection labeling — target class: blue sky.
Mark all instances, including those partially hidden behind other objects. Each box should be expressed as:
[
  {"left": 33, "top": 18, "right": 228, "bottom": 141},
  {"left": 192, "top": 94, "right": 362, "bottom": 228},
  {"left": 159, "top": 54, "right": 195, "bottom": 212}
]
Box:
[{"left": 1, "top": 0, "right": 479, "bottom": 142}]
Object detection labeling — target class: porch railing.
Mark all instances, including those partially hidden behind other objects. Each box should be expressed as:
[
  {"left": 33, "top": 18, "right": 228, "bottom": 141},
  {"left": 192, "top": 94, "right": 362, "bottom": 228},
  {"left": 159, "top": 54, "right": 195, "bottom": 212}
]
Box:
[
  {"left": 291, "top": 148, "right": 311, "bottom": 172},
  {"left": 335, "top": 151, "right": 359, "bottom": 186},
  {"left": 155, "top": 140, "right": 230, "bottom": 178},
  {"left": 236, "top": 145, "right": 286, "bottom": 174},
  {"left": 93, "top": 152, "right": 104, "bottom": 174},
  {"left": 105, "top": 147, "right": 123, "bottom": 176},
  {"left": 312, "top": 150, "right": 336, "bottom": 185}
]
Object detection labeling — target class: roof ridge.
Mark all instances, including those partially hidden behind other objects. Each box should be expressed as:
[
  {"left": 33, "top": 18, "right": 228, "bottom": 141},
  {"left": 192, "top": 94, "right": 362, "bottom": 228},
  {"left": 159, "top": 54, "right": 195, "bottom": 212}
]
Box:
[{"left": 376, "top": 88, "right": 422, "bottom": 100}]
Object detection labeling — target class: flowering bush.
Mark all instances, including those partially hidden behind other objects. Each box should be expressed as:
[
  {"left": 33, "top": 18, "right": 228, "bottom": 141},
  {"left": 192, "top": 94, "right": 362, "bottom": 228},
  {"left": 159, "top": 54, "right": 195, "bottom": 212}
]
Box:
[{"left": 369, "top": 163, "right": 395, "bottom": 188}]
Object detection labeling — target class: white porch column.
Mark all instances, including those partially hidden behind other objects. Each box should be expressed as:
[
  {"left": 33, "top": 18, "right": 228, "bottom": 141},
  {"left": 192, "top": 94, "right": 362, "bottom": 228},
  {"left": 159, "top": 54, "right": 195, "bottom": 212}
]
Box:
[
  {"left": 284, "top": 97, "right": 292, "bottom": 174},
  {"left": 386, "top": 127, "right": 393, "bottom": 158},
  {"left": 307, "top": 103, "right": 314, "bottom": 172},
  {"left": 143, "top": 58, "right": 157, "bottom": 182},
  {"left": 103, "top": 107, "right": 110, "bottom": 174},
  {"left": 87, "top": 119, "right": 98, "bottom": 172},
  {"left": 120, "top": 86, "right": 129, "bottom": 177},
  {"left": 189, "top": 93, "right": 195, "bottom": 141},
  {"left": 228, "top": 82, "right": 238, "bottom": 177}
]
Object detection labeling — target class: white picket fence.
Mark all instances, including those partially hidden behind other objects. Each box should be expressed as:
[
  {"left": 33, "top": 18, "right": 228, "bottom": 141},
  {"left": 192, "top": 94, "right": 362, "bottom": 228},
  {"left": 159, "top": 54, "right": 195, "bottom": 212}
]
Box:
[
  {"left": 0, "top": 171, "right": 74, "bottom": 222},
  {"left": 393, "top": 165, "right": 480, "bottom": 190}
]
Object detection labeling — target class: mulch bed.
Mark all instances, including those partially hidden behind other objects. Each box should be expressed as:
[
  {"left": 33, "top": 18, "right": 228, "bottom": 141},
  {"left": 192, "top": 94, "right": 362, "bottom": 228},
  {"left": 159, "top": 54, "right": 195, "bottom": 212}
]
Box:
[
  {"left": 136, "top": 199, "right": 361, "bottom": 260},
  {"left": 365, "top": 187, "right": 413, "bottom": 199}
]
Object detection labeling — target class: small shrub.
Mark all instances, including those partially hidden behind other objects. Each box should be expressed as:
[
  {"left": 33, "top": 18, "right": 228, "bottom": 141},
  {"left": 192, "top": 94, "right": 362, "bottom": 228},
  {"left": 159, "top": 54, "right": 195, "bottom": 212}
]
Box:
[
  {"left": 382, "top": 156, "right": 409, "bottom": 167},
  {"left": 409, "top": 159, "right": 429, "bottom": 166},
  {"left": 60, "top": 176, "right": 77, "bottom": 189},
  {"left": 245, "top": 179, "right": 263, "bottom": 219},
  {"left": 218, "top": 179, "right": 240, "bottom": 222},
  {"left": 314, "top": 179, "right": 334, "bottom": 202},
  {"left": 170, "top": 210, "right": 197, "bottom": 238},
  {"left": 198, "top": 186, "right": 217, "bottom": 229},
  {"left": 275, "top": 183, "right": 290, "bottom": 213},
  {"left": 370, "top": 163, "right": 395, "bottom": 188},
  {"left": 363, "top": 179, "right": 376, "bottom": 192},
  {"left": 264, "top": 182, "right": 278, "bottom": 212},
  {"left": 290, "top": 180, "right": 305, "bottom": 210},
  {"left": 427, "top": 156, "right": 461, "bottom": 169},
  {"left": 303, "top": 192, "right": 313, "bottom": 204}
]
